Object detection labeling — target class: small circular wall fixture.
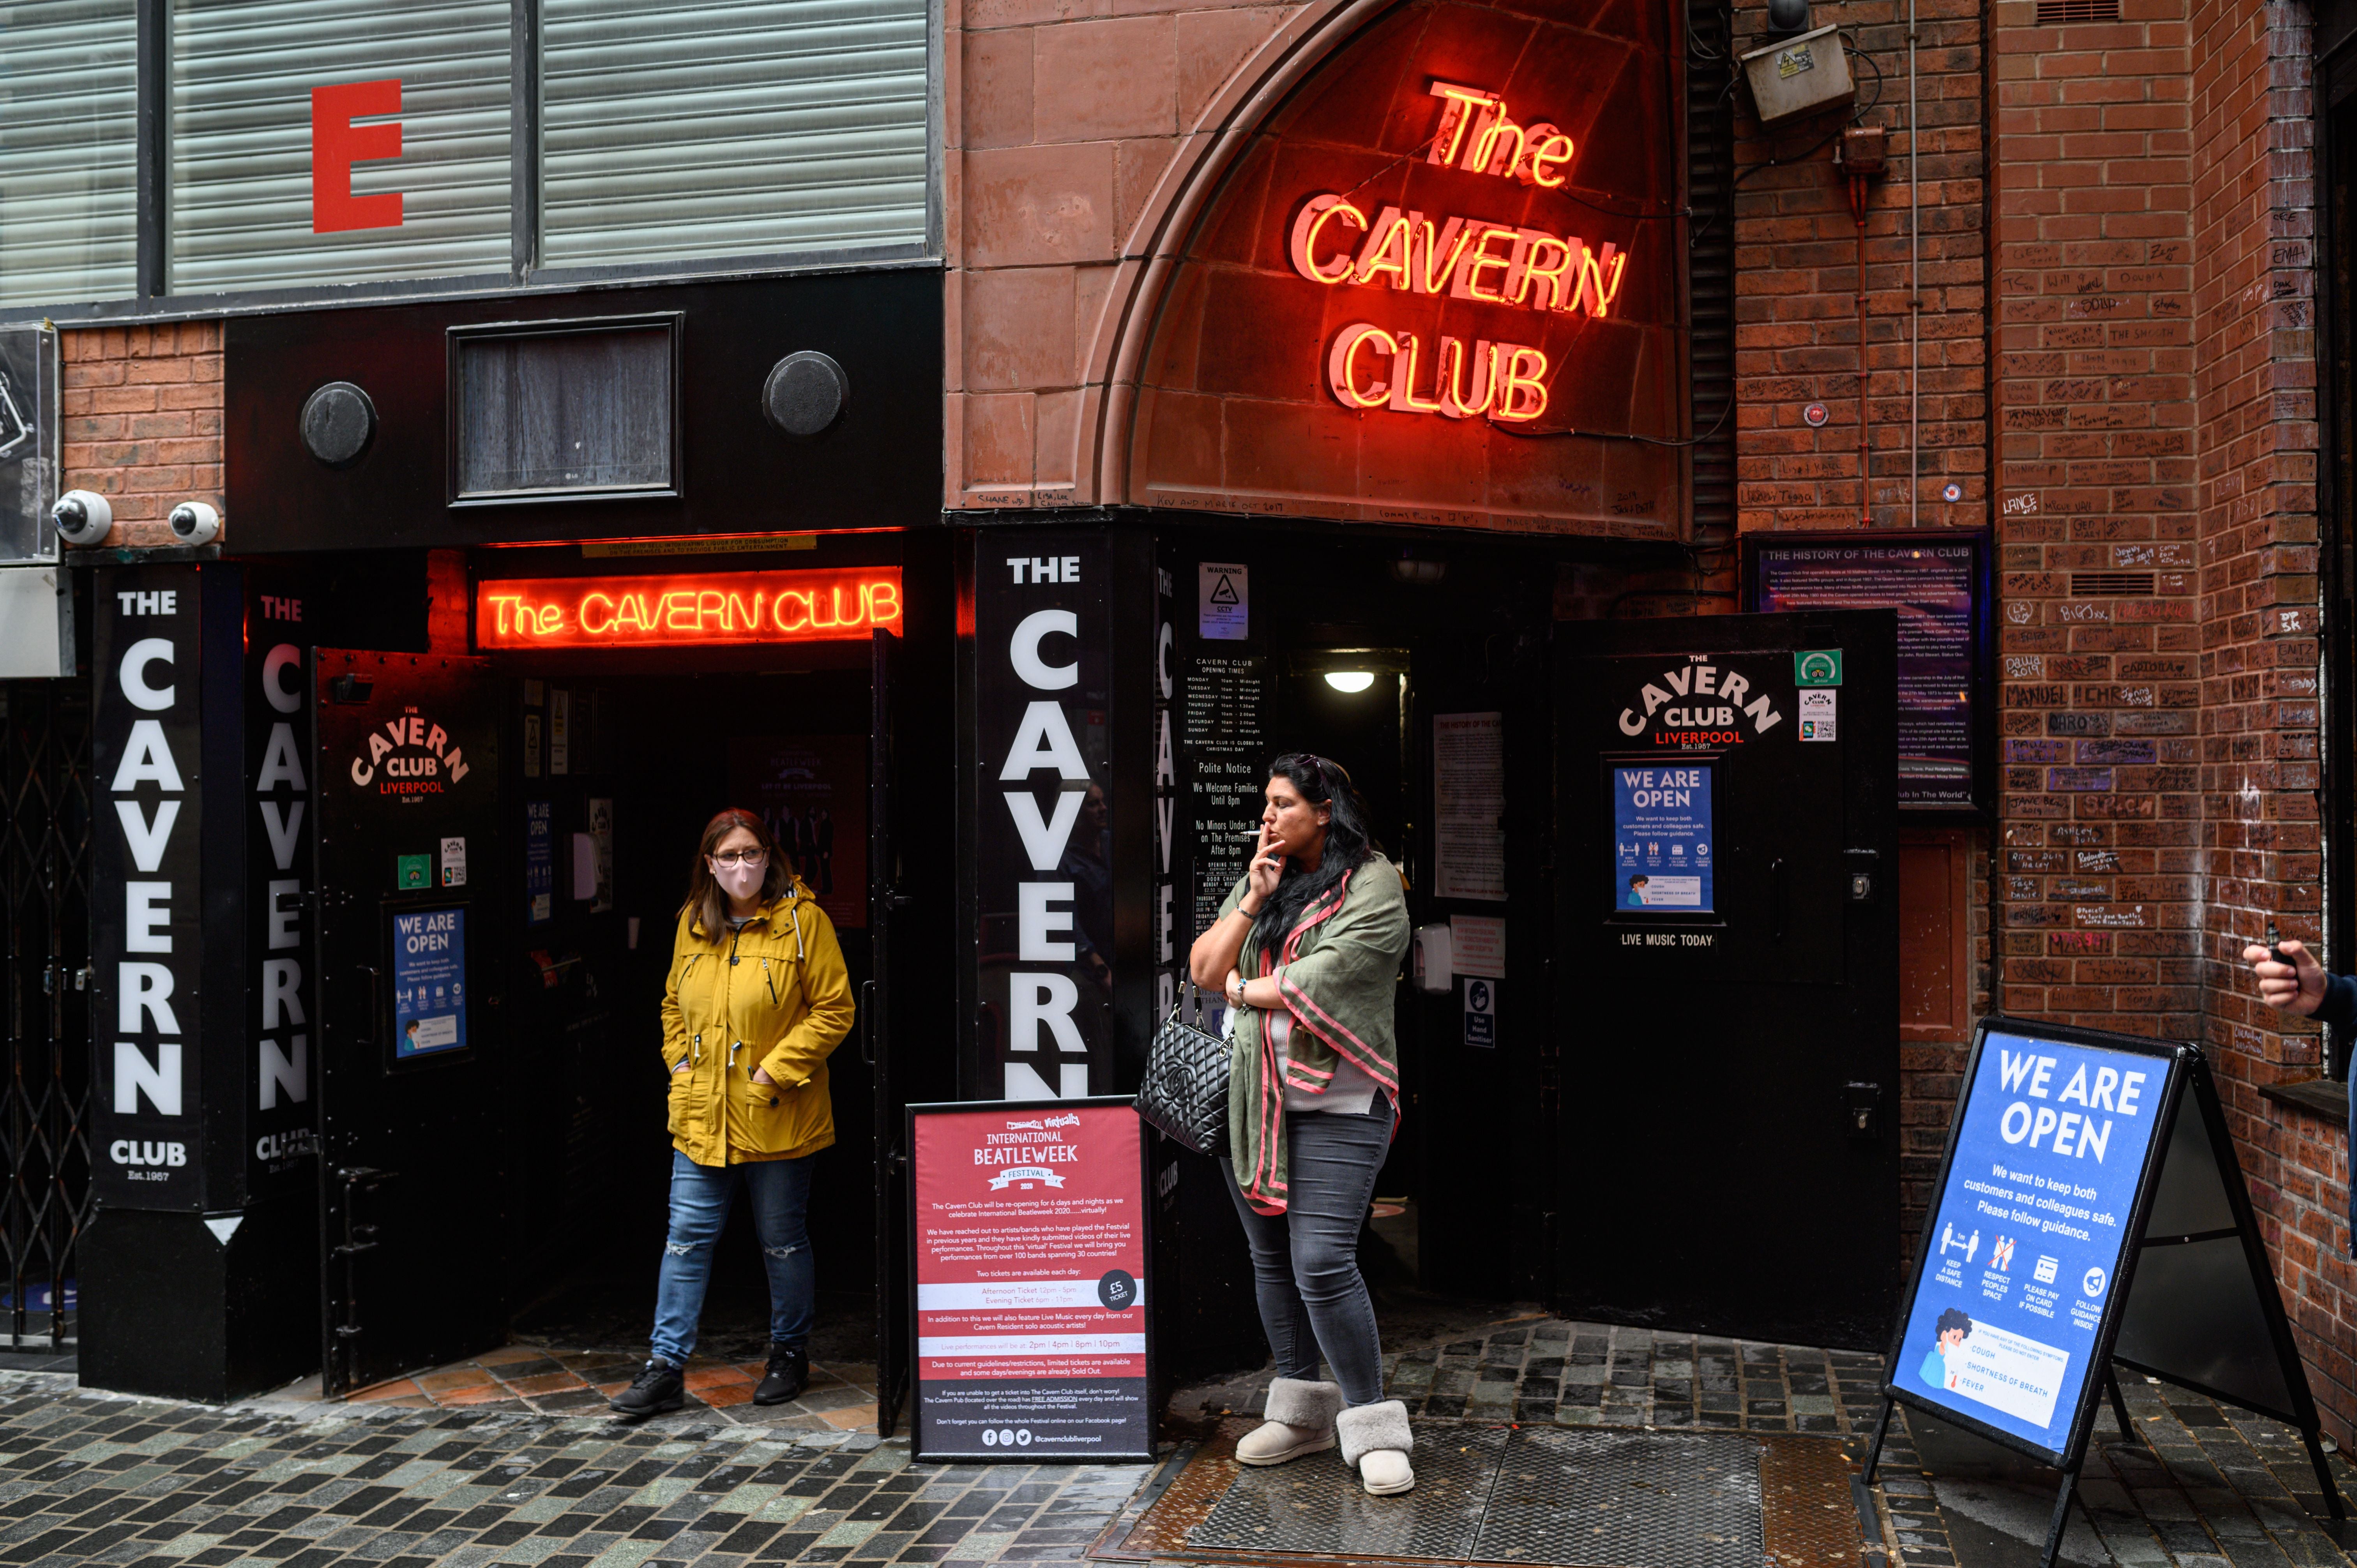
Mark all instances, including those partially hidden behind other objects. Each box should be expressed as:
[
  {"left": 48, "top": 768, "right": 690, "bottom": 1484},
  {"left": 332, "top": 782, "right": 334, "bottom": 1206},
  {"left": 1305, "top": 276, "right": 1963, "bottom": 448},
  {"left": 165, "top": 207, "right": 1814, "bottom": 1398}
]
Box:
[
  {"left": 763, "top": 350, "right": 849, "bottom": 436},
  {"left": 299, "top": 381, "right": 377, "bottom": 467}
]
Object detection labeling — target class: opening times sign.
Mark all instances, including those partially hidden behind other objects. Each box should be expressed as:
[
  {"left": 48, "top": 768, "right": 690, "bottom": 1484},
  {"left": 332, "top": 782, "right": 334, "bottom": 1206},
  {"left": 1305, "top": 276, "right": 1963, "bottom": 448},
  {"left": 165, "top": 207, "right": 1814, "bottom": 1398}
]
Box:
[{"left": 910, "top": 1100, "right": 1151, "bottom": 1462}]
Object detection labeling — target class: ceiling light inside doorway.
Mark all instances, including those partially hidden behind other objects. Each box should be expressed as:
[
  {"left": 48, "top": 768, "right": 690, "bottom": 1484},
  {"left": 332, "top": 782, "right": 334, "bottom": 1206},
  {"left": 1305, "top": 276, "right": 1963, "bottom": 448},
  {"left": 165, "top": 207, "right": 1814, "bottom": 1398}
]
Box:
[{"left": 1325, "top": 670, "right": 1377, "bottom": 693}]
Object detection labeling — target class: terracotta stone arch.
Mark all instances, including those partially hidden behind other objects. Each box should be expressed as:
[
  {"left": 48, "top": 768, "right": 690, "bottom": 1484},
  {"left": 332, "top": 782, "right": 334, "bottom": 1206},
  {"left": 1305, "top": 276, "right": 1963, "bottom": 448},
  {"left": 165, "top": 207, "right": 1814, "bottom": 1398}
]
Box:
[{"left": 1072, "top": 0, "right": 1685, "bottom": 534}]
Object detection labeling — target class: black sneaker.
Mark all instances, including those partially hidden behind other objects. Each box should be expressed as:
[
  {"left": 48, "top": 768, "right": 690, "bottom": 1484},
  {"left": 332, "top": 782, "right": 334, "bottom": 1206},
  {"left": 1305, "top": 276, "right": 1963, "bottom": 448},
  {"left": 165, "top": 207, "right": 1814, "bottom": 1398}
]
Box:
[
  {"left": 609, "top": 1359, "right": 685, "bottom": 1418},
  {"left": 754, "top": 1343, "right": 809, "bottom": 1406}
]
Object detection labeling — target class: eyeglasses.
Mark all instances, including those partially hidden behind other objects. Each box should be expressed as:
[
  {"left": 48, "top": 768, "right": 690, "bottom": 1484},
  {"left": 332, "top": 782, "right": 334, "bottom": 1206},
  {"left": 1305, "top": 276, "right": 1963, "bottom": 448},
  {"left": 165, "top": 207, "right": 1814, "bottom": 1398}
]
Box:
[{"left": 710, "top": 849, "right": 768, "bottom": 869}]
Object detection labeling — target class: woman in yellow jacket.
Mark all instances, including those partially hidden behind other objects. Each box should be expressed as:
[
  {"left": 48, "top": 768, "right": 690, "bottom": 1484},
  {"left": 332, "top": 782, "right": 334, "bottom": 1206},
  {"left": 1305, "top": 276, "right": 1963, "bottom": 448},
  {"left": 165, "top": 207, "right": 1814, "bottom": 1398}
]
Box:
[{"left": 608, "top": 808, "right": 856, "bottom": 1419}]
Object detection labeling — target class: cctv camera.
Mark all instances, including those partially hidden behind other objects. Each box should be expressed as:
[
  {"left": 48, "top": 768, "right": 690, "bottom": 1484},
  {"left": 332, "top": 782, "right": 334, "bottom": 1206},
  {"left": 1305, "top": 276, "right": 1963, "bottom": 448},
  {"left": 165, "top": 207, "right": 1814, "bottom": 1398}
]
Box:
[
  {"left": 53, "top": 489, "right": 112, "bottom": 547},
  {"left": 168, "top": 501, "right": 221, "bottom": 547}
]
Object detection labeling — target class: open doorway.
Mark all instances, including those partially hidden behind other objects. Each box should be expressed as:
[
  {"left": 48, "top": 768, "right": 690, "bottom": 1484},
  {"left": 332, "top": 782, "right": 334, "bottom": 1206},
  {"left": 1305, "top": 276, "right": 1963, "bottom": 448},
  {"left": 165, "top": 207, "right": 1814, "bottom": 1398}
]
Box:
[{"left": 491, "top": 666, "right": 883, "bottom": 1379}]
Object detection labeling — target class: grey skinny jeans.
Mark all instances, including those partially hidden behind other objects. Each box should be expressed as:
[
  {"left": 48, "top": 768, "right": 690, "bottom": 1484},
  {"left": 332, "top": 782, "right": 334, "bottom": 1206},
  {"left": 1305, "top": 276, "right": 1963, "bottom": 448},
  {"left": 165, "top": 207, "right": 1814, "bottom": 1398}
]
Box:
[{"left": 1221, "top": 1099, "right": 1391, "bottom": 1406}]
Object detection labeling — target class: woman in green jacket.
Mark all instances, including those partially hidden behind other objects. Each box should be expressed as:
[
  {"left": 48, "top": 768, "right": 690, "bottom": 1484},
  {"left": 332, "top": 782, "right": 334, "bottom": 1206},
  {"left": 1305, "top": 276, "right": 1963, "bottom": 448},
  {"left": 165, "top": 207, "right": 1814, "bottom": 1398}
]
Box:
[{"left": 1188, "top": 754, "right": 1415, "bottom": 1496}]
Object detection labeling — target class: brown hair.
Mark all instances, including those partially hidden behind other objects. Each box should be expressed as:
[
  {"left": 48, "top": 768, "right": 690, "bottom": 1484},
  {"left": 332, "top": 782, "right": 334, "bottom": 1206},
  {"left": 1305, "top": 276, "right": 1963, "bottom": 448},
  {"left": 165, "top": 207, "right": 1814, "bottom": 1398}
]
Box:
[{"left": 680, "top": 808, "right": 793, "bottom": 938}]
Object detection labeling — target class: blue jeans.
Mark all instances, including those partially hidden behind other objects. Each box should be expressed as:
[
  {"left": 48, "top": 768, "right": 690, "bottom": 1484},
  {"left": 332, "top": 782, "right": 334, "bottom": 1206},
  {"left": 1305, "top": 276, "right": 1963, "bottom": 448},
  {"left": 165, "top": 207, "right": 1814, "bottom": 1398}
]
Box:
[
  {"left": 1221, "top": 1102, "right": 1391, "bottom": 1406},
  {"left": 650, "top": 1150, "right": 816, "bottom": 1366}
]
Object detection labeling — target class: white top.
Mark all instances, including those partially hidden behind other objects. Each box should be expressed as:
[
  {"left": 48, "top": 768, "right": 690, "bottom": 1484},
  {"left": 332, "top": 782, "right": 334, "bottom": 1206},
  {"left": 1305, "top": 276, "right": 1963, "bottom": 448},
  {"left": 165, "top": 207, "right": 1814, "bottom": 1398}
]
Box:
[{"left": 1269, "top": 1006, "right": 1384, "bottom": 1116}]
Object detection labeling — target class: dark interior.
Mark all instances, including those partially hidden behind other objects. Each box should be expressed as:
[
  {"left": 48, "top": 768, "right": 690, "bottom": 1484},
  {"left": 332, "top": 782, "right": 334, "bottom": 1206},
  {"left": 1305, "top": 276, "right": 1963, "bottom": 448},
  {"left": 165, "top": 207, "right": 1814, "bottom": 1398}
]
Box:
[{"left": 495, "top": 667, "right": 883, "bottom": 1368}]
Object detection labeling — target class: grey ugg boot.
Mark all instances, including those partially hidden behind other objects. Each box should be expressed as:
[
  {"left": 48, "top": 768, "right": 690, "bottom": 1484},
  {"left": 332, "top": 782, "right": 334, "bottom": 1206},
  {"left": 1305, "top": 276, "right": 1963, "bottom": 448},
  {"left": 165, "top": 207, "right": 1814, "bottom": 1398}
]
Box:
[
  {"left": 1235, "top": 1377, "right": 1343, "bottom": 1466},
  {"left": 1335, "top": 1399, "right": 1415, "bottom": 1494}
]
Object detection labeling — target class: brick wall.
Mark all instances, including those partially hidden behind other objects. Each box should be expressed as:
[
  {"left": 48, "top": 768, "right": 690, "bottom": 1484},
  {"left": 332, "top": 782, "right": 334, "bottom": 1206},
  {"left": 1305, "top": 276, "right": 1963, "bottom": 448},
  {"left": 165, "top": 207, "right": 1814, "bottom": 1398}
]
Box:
[
  {"left": 2183, "top": 0, "right": 2347, "bottom": 1439},
  {"left": 1732, "top": 0, "right": 1989, "bottom": 530},
  {"left": 946, "top": 0, "right": 1306, "bottom": 508},
  {"left": 59, "top": 324, "right": 226, "bottom": 550},
  {"left": 1724, "top": 0, "right": 1993, "bottom": 1252},
  {"left": 1989, "top": 0, "right": 2201, "bottom": 1036}
]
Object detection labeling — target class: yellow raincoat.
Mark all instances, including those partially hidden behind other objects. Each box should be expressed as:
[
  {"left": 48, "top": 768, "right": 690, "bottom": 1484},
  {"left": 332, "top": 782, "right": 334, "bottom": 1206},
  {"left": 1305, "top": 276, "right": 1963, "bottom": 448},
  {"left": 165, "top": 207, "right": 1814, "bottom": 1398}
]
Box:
[{"left": 661, "top": 880, "right": 856, "bottom": 1164}]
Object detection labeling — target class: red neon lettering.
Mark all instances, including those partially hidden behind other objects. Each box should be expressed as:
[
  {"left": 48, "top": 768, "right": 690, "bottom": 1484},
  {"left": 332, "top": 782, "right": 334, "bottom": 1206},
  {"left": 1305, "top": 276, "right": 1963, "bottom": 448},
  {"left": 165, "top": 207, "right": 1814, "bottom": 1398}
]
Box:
[
  {"left": 1491, "top": 346, "right": 1549, "bottom": 422},
  {"left": 1523, "top": 125, "right": 1575, "bottom": 187},
  {"left": 474, "top": 570, "right": 905, "bottom": 650},
  {"left": 1568, "top": 243, "right": 1627, "bottom": 316},
  {"left": 1288, "top": 196, "right": 1366, "bottom": 283},
  {"left": 1449, "top": 225, "right": 1516, "bottom": 302},
  {"left": 1426, "top": 82, "right": 1497, "bottom": 166},
  {"left": 1438, "top": 339, "right": 1496, "bottom": 419},
  {"left": 1466, "top": 105, "right": 1525, "bottom": 177},
  {"left": 1353, "top": 208, "right": 1414, "bottom": 290},
  {"left": 1388, "top": 334, "right": 1446, "bottom": 415},
  {"left": 311, "top": 80, "right": 403, "bottom": 233},
  {"left": 1326, "top": 324, "right": 1395, "bottom": 408},
  {"left": 1413, "top": 216, "right": 1472, "bottom": 295},
  {"left": 1516, "top": 232, "right": 1575, "bottom": 309}
]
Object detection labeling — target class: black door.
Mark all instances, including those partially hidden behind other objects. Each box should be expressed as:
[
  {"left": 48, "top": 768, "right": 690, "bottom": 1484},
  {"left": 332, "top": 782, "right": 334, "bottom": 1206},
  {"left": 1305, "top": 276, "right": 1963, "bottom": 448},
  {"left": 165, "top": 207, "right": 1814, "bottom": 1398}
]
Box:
[
  {"left": 1552, "top": 610, "right": 1900, "bottom": 1349},
  {"left": 870, "top": 629, "right": 913, "bottom": 1434},
  {"left": 313, "top": 650, "right": 505, "bottom": 1393}
]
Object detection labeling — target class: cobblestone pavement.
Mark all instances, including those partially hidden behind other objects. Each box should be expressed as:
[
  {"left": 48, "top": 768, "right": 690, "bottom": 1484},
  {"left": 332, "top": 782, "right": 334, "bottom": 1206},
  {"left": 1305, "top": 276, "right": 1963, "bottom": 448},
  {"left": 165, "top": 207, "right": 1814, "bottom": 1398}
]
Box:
[{"left": 0, "top": 1316, "right": 2346, "bottom": 1568}]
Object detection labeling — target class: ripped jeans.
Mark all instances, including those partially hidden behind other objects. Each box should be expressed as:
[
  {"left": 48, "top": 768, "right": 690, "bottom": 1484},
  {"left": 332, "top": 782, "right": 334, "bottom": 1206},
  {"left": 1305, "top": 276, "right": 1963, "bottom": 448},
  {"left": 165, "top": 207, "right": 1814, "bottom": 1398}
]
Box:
[{"left": 649, "top": 1150, "right": 816, "bottom": 1367}]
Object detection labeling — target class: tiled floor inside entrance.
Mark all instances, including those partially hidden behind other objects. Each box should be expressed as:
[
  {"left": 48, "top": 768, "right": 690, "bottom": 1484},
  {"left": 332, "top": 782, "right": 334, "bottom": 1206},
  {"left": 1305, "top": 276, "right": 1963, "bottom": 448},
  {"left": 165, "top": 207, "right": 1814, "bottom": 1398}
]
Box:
[{"left": 255, "top": 1346, "right": 883, "bottom": 1434}]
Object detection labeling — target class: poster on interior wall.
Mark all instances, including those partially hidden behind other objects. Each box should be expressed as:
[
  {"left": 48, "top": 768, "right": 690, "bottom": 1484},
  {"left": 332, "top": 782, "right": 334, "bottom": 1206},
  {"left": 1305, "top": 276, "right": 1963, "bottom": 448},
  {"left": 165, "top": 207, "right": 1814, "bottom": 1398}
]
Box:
[
  {"left": 1433, "top": 712, "right": 1505, "bottom": 900},
  {"left": 908, "top": 1098, "right": 1152, "bottom": 1463},
  {"left": 1743, "top": 531, "right": 1991, "bottom": 814},
  {"left": 726, "top": 736, "right": 867, "bottom": 929}
]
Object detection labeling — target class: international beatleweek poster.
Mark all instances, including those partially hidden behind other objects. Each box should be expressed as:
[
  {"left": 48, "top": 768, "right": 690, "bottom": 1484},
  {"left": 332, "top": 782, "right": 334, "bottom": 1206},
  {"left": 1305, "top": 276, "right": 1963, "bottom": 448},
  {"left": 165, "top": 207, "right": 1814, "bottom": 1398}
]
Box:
[
  {"left": 1894, "top": 1031, "right": 2170, "bottom": 1454},
  {"left": 911, "top": 1102, "right": 1150, "bottom": 1461},
  {"left": 727, "top": 735, "right": 867, "bottom": 929},
  {"left": 391, "top": 907, "right": 467, "bottom": 1059},
  {"left": 1611, "top": 763, "right": 1714, "bottom": 912}
]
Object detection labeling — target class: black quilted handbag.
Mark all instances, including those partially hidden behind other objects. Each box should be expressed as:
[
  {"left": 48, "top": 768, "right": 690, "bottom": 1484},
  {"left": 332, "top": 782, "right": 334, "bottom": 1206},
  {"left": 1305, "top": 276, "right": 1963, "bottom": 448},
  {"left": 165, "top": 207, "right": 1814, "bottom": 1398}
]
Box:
[{"left": 1134, "top": 1007, "right": 1231, "bottom": 1158}]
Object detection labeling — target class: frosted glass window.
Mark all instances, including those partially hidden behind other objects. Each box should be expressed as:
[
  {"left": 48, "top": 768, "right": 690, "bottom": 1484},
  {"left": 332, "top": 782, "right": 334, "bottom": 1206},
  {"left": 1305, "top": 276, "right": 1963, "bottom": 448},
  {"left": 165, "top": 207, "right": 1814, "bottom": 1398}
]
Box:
[
  {"left": 539, "top": 0, "right": 928, "bottom": 268},
  {"left": 0, "top": 0, "right": 138, "bottom": 307},
  {"left": 169, "top": 0, "right": 511, "bottom": 293}
]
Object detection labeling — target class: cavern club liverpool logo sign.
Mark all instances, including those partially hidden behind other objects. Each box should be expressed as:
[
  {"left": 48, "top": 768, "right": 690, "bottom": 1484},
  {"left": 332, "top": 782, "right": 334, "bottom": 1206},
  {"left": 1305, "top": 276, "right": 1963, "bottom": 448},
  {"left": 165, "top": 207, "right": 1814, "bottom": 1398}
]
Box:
[{"left": 1288, "top": 81, "right": 1628, "bottom": 425}]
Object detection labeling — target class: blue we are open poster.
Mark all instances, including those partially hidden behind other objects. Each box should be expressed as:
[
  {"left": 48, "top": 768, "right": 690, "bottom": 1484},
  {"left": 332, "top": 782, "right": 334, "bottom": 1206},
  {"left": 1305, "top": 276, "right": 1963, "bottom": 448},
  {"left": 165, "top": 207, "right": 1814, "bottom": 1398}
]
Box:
[
  {"left": 1893, "top": 1031, "right": 2174, "bottom": 1454},
  {"left": 1611, "top": 763, "right": 1714, "bottom": 912}
]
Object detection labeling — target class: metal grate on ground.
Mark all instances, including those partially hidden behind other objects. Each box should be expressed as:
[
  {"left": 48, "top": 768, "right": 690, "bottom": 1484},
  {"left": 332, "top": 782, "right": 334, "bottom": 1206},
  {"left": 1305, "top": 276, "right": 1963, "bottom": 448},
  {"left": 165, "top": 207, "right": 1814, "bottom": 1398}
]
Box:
[{"left": 1109, "top": 1417, "right": 1860, "bottom": 1568}]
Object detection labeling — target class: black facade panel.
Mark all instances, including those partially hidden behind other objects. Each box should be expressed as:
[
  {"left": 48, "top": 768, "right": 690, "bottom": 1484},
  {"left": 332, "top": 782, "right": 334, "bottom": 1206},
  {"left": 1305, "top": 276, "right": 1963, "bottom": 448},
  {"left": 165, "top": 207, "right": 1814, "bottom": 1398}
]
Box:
[{"left": 225, "top": 270, "right": 945, "bottom": 553}]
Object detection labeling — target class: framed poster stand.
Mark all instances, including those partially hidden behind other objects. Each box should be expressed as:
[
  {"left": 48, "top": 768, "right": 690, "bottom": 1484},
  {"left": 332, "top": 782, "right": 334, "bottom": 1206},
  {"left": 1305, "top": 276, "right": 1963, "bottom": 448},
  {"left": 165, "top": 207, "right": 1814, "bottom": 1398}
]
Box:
[
  {"left": 1862, "top": 1017, "right": 2344, "bottom": 1568},
  {"left": 906, "top": 1097, "right": 1154, "bottom": 1463}
]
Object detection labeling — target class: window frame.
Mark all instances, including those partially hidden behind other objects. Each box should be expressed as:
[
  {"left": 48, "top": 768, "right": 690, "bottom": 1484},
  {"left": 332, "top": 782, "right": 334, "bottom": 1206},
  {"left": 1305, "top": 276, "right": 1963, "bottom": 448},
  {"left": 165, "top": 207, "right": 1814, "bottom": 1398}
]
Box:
[
  {"left": 1, "top": 0, "right": 942, "bottom": 324},
  {"left": 443, "top": 311, "right": 684, "bottom": 507}
]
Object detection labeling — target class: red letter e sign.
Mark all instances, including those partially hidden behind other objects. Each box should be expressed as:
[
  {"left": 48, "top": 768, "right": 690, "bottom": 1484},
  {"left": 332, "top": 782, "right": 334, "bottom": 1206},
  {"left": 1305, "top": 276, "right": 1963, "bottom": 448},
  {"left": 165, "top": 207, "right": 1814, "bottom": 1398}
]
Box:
[{"left": 312, "top": 79, "right": 403, "bottom": 233}]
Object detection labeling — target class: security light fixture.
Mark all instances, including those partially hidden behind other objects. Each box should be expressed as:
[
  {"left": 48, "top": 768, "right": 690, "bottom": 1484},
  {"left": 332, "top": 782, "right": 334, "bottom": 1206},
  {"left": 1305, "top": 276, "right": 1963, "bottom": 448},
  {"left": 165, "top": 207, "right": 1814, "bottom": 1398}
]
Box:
[{"left": 1324, "top": 670, "right": 1377, "bottom": 693}]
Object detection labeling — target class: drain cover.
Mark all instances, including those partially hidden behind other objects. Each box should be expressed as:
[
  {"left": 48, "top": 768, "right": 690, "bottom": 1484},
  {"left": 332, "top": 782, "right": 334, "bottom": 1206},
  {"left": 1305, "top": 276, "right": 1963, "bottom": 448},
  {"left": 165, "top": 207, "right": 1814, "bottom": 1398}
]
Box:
[
  {"left": 1481, "top": 1429, "right": 1763, "bottom": 1568},
  {"left": 1177, "top": 1425, "right": 1764, "bottom": 1568},
  {"left": 1189, "top": 1428, "right": 1506, "bottom": 1559}
]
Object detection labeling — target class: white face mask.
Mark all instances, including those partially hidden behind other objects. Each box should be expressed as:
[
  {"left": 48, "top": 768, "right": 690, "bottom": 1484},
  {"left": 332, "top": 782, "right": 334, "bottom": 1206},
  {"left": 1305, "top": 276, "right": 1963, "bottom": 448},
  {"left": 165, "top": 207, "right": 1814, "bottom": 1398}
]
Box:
[{"left": 714, "top": 862, "right": 764, "bottom": 902}]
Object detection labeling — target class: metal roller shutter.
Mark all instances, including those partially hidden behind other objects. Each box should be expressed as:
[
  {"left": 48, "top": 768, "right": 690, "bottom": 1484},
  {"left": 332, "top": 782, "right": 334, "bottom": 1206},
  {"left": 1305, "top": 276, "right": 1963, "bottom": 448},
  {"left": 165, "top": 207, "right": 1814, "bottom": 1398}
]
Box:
[
  {"left": 539, "top": 0, "right": 928, "bottom": 269},
  {"left": 0, "top": 0, "right": 138, "bottom": 308},
  {"left": 168, "top": 0, "right": 511, "bottom": 294}
]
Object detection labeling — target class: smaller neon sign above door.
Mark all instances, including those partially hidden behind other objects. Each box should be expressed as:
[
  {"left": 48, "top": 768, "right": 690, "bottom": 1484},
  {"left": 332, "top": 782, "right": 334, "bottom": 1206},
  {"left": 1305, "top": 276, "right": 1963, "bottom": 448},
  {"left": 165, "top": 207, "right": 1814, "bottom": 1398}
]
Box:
[{"left": 476, "top": 567, "right": 903, "bottom": 650}]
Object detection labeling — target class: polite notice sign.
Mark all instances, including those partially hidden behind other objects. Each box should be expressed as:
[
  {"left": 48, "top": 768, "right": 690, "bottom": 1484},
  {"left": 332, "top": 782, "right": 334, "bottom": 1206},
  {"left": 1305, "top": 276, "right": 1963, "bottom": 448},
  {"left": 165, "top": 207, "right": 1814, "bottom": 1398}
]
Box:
[
  {"left": 910, "top": 1098, "right": 1152, "bottom": 1462},
  {"left": 1611, "top": 762, "right": 1714, "bottom": 911}
]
